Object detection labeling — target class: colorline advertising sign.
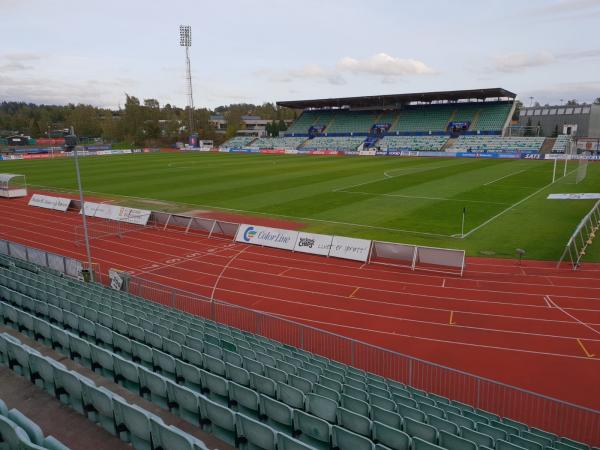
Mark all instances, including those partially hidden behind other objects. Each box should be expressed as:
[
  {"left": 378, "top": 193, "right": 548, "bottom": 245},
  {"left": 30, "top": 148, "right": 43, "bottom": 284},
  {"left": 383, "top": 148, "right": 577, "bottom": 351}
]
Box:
[
  {"left": 28, "top": 194, "right": 71, "bottom": 212},
  {"left": 235, "top": 224, "right": 298, "bottom": 251}
]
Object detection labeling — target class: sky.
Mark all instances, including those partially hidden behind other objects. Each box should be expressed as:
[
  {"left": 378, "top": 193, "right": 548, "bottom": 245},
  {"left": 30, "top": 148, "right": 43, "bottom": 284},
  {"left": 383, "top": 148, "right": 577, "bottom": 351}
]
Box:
[{"left": 1, "top": 0, "right": 600, "bottom": 109}]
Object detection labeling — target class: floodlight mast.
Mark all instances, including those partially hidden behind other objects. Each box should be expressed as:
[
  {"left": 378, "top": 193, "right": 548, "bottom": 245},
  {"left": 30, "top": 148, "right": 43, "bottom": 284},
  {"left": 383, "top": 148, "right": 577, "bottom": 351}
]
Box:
[{"left": 179, "top": 25, "right": 194, "bottom": 135}]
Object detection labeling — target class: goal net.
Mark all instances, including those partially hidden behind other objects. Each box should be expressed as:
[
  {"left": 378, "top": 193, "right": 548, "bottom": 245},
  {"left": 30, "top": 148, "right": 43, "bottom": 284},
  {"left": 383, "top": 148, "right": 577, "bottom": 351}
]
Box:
[{"left": 576, "top": 156, "right": 589, "bottom": 184}]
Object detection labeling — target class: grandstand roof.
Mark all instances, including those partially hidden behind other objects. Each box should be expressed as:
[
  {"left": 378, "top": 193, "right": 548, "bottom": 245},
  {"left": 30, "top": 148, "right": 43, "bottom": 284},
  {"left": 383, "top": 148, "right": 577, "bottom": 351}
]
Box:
[{"left": 277, "top": 88, "right": 516, "bottom": 109}]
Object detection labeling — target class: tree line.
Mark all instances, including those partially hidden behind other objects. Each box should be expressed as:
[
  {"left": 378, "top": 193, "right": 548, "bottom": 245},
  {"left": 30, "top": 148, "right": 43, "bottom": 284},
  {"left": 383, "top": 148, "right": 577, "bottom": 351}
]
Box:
[{"left": 0, "top": 95, "right": 298, "bottom": 146}]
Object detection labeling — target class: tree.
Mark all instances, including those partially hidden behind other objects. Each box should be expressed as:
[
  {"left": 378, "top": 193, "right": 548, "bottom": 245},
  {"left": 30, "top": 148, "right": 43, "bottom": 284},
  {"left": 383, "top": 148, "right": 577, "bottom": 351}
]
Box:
[
  {"left": 524, "top": 117, "right": 533, "bottom": 136},
  {"left": 512, "top": 100, "right": 523, "bottom": 121},
  {"left": 566, "top": 99, "right": 578, "bottom": 106},
  {"left": 594, "top": 97, "right": 600, "bottom": 105},
  {"left": 551, "top": 124, "right": 559, "bottom": 138},
  {"left": 536, "top": 121, "right": 544, "bottom": 137}
]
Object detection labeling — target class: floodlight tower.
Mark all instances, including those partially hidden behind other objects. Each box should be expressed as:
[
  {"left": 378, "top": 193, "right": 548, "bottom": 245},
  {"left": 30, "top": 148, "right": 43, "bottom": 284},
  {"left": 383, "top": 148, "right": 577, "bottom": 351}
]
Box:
[{"left": 179, "top": 25, "right": 194, "bottom": 134}]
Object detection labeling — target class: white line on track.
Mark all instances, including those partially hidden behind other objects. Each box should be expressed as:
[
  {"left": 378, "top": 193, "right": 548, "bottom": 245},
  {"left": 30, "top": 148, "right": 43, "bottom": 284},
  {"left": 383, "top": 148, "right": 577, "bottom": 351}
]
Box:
[
  {"left": 546, "top": 295, "right": 600, "bottom": 338},
  {"left": 484, "top": 169, "right": 527, "bottom": 186}
]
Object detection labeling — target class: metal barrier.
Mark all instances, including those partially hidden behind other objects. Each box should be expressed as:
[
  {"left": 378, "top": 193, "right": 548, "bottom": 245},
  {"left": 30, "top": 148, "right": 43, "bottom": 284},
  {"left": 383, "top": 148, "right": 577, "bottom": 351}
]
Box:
[
  {"left": 0, "top": 238, "right": 82, "bottom": 278},
  {"left": 1, "top": 237, "right": 598, "bottom": 445},
  {"left": 125, "top": 273, "right": 599, "bottom": 446},
  {"left": 557, "top": 200, "right": 600, "bottom": 270}
]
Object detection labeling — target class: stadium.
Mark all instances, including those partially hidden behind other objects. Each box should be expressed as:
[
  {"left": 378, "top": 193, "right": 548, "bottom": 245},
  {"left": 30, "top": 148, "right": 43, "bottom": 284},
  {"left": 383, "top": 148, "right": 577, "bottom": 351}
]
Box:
[{"left": 1, "top": 4, "right": 600, "bottom": 450}]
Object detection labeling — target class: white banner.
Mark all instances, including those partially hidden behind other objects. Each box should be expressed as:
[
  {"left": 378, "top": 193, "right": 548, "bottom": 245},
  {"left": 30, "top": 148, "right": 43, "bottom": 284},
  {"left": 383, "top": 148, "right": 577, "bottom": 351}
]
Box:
[
  {"left": 285, "top": 149, "right": 298, "bottom": 155},
  {"left": 114, "top": 206, "right": 151, "bottom": 225},
  {"left": 294, "top": 232, "right": 333, "bottom": 256},
  {"left": 80, "top": 201, "right": 101, "bottom": 217},
  {"left": 329, "top": 236, "right": 372, "bottom": 262},
  {"left": 358, "top": 150, "right": 377, "bottom": 156},
  {"left": 235, "top": 224, "right": 298, "bottom": 251},
  {"left": 28, "top": 194, "right": 72, "bottom": 211},
  {"left": 547, "top": 193, "right": 600, "bottom": 200},
  {"left": 93, "top": 203, "right": 118, "bottom": 219}
]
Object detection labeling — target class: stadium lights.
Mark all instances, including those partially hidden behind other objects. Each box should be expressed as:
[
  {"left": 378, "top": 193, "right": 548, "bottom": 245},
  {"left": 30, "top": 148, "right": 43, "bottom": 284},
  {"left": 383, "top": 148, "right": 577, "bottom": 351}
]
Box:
[
  {"left": 179, "top": 25, "right": 194, "bottom": 135},
  {"left": 65, "top": 129, "right": 94, "bottom": 282}
]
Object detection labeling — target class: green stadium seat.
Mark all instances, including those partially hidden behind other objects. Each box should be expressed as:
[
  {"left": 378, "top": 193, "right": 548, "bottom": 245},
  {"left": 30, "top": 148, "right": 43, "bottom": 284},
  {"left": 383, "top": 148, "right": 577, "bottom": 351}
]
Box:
[
  {"left": 446, "top": 411, "right": 476, "bottom": 430},
  {"left": 229, "top": 382, "right": 260, "bottom": 419},
  {"left": 289, "top": 374, "right": 312, "bottom": 394},
  {"left": 244, "top": 358, "right": 265, "bottom": 376},
  {"left": 113, "top": 398, "right": 159, "bottom": 450},
  {"left": 202, "top": 397, "right": 237, "bottom": 447},
  {"left": 510, "top": 434, "right": 544, "bottom": 450},
  {"left": 404, "top": 417, "right": 438, "bottom": 444},
  {"left": 150, "top": 419, "right": 209, "bottom": 450},
  {"left": 497, "top": 439, "right": 529, "bottom": 450},
  {"left": 131, "top": 341, "right": 153, "bottom": 370},
  {"left": 413, "top": 436, "right": 446, "bottom": 450},
  {"left": 0, "top": 415, "right": 32, "bottom": 449},
  {"left": 29, "top": 353, "right": 65, "bottom": 396},
  {"left": 236, "top": 414, "right": 277, "bottom": 450},
  {"left": 90, "top": 344, "right": 115, "bottom": 378},
  {"left": 277, "top": 382, "right": 305, "bottom": 410},
  {"left": 43, "top": 435, "right": 70, "bottom": 450},
  {"left": 342, "top": 394, "right": 370, "bottom": 416},
  {"left": 114, "top": 354, "right": 141, "bottom": 394},
  {"left": 225, "top": 362, "right": 250, "bottom": 387},
  {"left": 314, "top": 384, "right": 340, "bottom": 402},
  {"left": 419, "top": 402, "right": 445, "bottom": 419},
  {"left": 94, "top": 324, "right": 113, "bottom": 350},
  {"left": 251, "top": 372, "right": 276, "bottom": 398},
  {"left": 398, "top": 403, "right": 427, "bottom": 422},
  {"left": 55, "top": 369, "right": 95, "bottom": 414},
  {"left": 395, "top": 395, "right": 418, "bottom": 408},
  {"left": 490, "top": 420, "right": 520, "bottom": 436},
  {"left": 199, "top": 368, "right": 229, "bottom": 405},
  {"left": 81, "top": 383, "right": 122, "bottom": 436},
  {"left": 293, "top": 409, "right": 331, "bottom": 450},
  {"left": 439, "top": 430, "right": 477, "bottom": 450},
  {"left": 428, "top": 415, "right": 459, "bottom": 435},
  {"left": 476, "top": 422, "right": 507, "bottom": 442},
  {"left": 521, "top": 430, "right": 554, "bottom": 447},
  {"left": 7, "top": 409, "right": 44, "bottom": 446},
  {"left": 139, "top": 367, "right": 169, "bottom": 409},
  {"left": 113, "top": 333, "right": 133, "bottom": 360},
  {"left": 558, "top": 436, "right": 590, "bottom": 450},
  {"left": 0, "top": 399, "right": 7, "bottom": 416},
  {"left": 152, "top": 349, "right": 176, "bottom": 381},
  {"left": 68, "top": 334, "right": 92, "bottom": 369},
  {"left": 372, "top": 421, "right": 410, "bottom": 450},
  {"left": 460, "top": 426, "right": 494, "bottom": 447},
  {"left": 259, "top": 394, "right": 293, "bottom": 434},
  {"left": 166, "top": 383, "right": 202, "bottom": 426},
  {"left": 306, "top": 393, "right": 337, "bottom": 423},
  {"left": 182, "top": 346, "right": 203, "bottom": 367},
  {"left": 332, "top": 425, "right": 375, "bottom": 450},
  {"left": 370, "top": 405, "right": 403, "bottom": 429},
  {"left": 276, "top": 433, "right": 315, "bottom": 450},
  {"left": 337, "top": 407, "right": 372, "bottom": 437}
]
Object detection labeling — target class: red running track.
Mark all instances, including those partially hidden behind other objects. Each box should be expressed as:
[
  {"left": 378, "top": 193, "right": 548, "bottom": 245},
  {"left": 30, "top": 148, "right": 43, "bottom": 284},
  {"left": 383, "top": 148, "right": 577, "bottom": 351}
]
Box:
[{"left": 0, "top": 195, "right": 599, "bottom": 410}]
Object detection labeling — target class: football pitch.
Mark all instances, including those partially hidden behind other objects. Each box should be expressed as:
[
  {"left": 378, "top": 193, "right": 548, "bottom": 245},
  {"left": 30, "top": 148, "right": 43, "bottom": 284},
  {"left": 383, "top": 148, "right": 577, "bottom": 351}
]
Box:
[{"left": 3, "top": 152, "right": 599, "bottom": 261}]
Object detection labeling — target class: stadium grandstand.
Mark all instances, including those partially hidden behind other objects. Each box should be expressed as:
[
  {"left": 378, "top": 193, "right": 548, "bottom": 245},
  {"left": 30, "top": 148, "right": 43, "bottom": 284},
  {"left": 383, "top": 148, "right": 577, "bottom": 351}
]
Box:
[{"left": 221, "top": 88, "right": 555, "bottom": 154}]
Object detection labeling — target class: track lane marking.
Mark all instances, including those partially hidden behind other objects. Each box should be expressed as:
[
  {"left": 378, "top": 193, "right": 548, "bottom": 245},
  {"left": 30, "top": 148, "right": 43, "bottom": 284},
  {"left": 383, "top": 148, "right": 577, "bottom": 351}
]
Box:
[{"left": 576, "top": 338, "right": 596, "bottom": 358}]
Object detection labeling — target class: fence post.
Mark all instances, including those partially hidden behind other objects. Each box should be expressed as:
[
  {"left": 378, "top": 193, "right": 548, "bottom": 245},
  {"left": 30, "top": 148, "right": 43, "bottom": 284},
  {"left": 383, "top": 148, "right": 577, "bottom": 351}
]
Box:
[
  {"left": 300, "top": 327, "right": 304, "bottom": 350},
  {"left": 351, "top": 340, "right": 355, "bottom": 366},
  {"left": 408, "top": 359, "right": 413, "bottom": 386},
  {"left": 476, "top": 378, "right": 481, "bottom": 408},
  {"left": 171, "top": 288, "right": 176, "bottom": 308}
]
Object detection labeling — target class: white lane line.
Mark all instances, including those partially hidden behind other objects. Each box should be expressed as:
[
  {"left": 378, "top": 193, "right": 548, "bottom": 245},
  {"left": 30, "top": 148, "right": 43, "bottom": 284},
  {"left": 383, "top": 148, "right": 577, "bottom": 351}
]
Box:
[
  {"left": 484, "top": 169, "right": 527, "bottom": 186},
  {"left": 544, "top": 295, "right": 553, "bottom": 307},
  {"left": 546, "top": 295, "right": 600, "bottom": 337}
]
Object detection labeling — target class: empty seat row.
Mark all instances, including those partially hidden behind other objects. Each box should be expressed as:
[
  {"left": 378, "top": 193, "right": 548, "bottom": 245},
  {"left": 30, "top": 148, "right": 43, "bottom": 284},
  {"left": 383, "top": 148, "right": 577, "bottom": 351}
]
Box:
[
  {"left": 0, "top": 332, "right": 215, "bottom": 450},
  {"left": 0, "top": 398, "right": 69, "bottom": 450}
]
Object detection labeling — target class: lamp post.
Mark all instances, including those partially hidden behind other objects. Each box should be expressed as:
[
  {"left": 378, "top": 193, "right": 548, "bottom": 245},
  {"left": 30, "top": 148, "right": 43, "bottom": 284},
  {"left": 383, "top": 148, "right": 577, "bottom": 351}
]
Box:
[{"left": 65, "top": 129, "right": 94, "bottom": 282}]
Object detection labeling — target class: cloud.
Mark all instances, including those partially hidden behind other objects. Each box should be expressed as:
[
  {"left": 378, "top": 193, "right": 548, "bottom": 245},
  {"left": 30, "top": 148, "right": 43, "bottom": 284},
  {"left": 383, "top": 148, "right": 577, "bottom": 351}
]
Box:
[
  {"left": 537, "top": 0, "right": 600, "bottom": 16},
  {"left": 492, "top": 51, "right": 556, "bottom": 73},
  {"left": 337, "top": 53, "right": 435, "bottom": 76},
  {"left": 257, "top": 53, "right": 435, "bottom": 86},
  {"left": 490, "top": 48, "right": 600, "bottom": 73},
  {"left": 0, "top": 53, "right": 42, "bottom": 72}
]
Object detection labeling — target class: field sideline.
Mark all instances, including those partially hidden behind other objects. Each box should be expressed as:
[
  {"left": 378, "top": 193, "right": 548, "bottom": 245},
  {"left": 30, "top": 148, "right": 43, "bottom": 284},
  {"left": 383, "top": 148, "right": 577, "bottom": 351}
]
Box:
[{"left": 2, "top": 152, "right": 599, "bottom": 261}]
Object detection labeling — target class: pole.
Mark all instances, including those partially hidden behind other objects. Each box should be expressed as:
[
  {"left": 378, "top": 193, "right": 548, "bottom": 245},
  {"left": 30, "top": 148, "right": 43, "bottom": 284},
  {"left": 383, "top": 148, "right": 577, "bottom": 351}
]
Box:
[
  {"left": 72, "top": 127, "right": 94, "bottom": 282},
  {"left": 563, "top": 155, "right": 568, "bottom": 177},
  {"left": 461, "top": 207, "right": 466, "bottom": 238},
  {"left": 185, "top": 46, "right": 194, "bottom": 134},
  {"left": 552, "top": 159, "right": 557, "bottom": 183}
]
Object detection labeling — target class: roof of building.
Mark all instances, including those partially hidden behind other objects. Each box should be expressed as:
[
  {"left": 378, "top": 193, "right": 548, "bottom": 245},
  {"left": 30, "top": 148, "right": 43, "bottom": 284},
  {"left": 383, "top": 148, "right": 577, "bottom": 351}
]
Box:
[{"left": 277, "top": 88, "right": 516, "bottom": 109}]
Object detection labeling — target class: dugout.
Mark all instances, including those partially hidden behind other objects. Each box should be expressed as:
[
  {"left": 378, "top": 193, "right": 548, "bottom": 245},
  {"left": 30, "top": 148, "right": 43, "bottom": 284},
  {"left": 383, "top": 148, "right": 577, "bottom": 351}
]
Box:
[{"left": 0, "top": 173, "right": 28, "bottom": 198}]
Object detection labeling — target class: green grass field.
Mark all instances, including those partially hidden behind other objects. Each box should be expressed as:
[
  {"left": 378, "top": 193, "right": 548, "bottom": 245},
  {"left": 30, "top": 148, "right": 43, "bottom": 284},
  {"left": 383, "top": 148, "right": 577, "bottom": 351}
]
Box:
[{"left": 3, "top": 152, "right": 599, "bottom": 261}]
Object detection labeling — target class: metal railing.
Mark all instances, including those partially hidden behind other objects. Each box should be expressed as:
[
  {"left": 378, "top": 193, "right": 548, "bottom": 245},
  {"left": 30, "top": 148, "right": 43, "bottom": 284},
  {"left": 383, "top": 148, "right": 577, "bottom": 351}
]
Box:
[
  {"left": 1, "top": 237, "right": 599, "bottom": 445},
  {"left": 124, "top": 274, "right": 600, "bottom": 446}
]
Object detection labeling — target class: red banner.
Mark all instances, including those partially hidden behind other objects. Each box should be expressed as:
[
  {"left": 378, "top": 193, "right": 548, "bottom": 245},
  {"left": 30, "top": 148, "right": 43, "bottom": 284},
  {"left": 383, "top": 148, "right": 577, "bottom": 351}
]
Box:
[{"left": 260, "top": 149, "right": 286, "bottom": 154}]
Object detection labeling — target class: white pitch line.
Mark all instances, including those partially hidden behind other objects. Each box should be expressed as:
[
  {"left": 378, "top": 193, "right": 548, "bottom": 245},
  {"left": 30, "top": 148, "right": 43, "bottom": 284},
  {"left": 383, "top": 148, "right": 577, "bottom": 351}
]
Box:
[
  {"left": 461, "top": 166, "right": 579, "bottom": 239},
  {"left": 336, "top": 190, "right": 509, "bottom": 205},
  {"left": 484, "top": 169, "right": 527, "bottom": 186}
]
